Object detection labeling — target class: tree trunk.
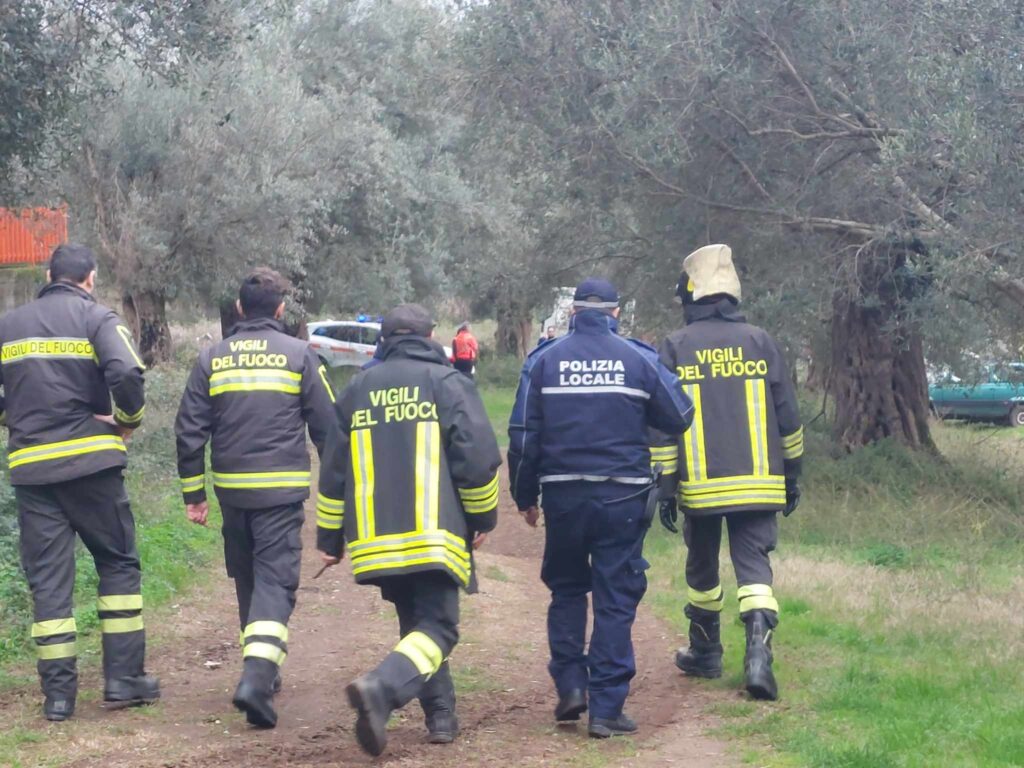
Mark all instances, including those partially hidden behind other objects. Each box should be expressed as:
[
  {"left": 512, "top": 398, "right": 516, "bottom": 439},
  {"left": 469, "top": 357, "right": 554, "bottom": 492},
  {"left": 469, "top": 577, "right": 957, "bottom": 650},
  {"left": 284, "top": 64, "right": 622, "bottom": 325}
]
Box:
[
  {"left": 494, "top": 288, "right": 533, "bottom": 358},
  {"left": 830, "top": 291, "right": 934, "bottom": 452},
  {"left": 219, "top": 300, "right": 242, "bottom": 339},
  {"left": 122, "top": 290, "right": 171, "bottom": 366},
  {"left": 219, "top": 300, "right": 308, "bottom": 339}
]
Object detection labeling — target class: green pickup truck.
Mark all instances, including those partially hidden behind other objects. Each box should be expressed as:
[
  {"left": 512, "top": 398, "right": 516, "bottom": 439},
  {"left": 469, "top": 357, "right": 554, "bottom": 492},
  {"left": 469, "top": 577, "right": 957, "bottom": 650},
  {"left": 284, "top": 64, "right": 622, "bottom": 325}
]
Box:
[{"left": 929, "top": 363, "right": 1024, "bottom": 427}]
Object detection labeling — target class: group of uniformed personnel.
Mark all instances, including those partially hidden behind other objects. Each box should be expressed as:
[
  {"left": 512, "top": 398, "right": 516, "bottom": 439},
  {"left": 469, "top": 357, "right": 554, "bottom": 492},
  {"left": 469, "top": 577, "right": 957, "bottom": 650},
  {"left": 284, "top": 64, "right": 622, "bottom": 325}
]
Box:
[{"left": 2, "top": 241, "right": 800, "bottom": 757}]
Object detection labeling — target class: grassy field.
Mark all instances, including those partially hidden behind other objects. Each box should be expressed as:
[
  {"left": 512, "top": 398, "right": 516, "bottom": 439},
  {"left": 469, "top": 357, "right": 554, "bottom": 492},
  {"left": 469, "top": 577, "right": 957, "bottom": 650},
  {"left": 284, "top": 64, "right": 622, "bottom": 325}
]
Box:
[{"left": 475, "top": 381, "right": 1024, "bottom": 768}]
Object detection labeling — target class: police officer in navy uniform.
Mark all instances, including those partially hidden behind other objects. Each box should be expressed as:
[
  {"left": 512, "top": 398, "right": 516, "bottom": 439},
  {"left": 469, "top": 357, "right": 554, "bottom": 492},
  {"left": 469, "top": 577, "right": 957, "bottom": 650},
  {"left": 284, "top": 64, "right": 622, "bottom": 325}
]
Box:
[
  {"left": 652, "top": 245, "right": 803, "bottom": 702},
  {"left": 508, "top": 278, "right": 692, "bottom": 738}
]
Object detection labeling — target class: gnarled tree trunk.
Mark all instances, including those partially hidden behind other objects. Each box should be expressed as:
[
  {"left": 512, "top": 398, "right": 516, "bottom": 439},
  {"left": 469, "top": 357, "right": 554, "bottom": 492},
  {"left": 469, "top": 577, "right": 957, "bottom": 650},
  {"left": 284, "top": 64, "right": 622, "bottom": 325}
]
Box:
[
  {"left": 495, "top": 288, "right": 533, "bottom": 358},
  {"left": 830, "top": 278, "right": 934, "bottom": 452},
  {"left": 122, "top": 289, "right": 171, "bottom": 366}
]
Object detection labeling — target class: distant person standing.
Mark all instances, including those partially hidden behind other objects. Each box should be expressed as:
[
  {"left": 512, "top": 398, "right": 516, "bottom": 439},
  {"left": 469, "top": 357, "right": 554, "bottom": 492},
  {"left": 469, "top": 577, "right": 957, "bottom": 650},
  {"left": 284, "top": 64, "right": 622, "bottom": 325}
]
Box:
[
  {"left": 451, "top": 322, "right": 478, "bottom": 379},
  {"left": 538, "top": 326, "right": 557, "bottom": 346},
  {"left": 0, "top": 243, "right": 159, "bottom": 721}
]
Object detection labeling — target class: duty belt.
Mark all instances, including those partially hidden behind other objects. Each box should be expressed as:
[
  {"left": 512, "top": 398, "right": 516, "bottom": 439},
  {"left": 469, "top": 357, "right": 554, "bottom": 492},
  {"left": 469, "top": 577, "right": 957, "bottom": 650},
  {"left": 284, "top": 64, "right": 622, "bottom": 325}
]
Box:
[{"left": 604, "top": 464, "right": 664, "bottom": 528}]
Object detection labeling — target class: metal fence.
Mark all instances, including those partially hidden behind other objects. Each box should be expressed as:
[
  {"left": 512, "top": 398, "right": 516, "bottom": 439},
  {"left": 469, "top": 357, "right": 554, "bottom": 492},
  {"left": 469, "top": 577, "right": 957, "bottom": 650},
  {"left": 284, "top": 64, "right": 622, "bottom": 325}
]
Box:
[{"left": 0, "top": 207, "right": 68, "bottom": 266}]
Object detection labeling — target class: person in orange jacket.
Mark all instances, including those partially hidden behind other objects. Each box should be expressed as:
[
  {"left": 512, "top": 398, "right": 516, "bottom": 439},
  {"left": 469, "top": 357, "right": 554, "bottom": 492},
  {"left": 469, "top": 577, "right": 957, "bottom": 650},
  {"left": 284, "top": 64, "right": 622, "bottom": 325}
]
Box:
[{"left": 451, "top": 322, "right": 479, "bottom": 379}]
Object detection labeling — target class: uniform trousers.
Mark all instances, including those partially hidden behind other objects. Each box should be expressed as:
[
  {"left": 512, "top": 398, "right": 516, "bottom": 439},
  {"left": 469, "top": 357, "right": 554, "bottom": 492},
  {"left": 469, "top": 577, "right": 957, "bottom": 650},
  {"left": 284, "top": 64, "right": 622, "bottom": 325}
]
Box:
[
  {"left": 16, "top": 468, "right": 146, "bottom": 699},
  {"left": 375, "top": 571, "right": 460, "bottom": 710},
  {"left": 221, "top": 501, "right": 304, "bottom": 666},
  {"left": 540, "top": 481, "right": 649, "bottom": 720}
]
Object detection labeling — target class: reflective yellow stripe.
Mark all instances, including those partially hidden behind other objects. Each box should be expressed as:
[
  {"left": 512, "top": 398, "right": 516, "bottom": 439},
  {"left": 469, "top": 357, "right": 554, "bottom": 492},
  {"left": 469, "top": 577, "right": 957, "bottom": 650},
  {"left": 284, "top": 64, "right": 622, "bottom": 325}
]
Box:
[
  {"left": 97, "top": 594, "right": 143, "bottom": 612},
  {"left": 31, "top": 618, "right": 77, "bottom": 638},
  {"left": 348, "top": 530, "right": 470, "bottom": 559},
  {"left": 679, "top": 474, "right": 786, "bottom": 509},
  {"left": 318, "top": 364, "right": 336, "bottom": 404},
  {"left": 9, "top": 435, "right": 126, "bottom": 468},
  {"left": 782, "top": 427, "right": 804, "bottom": 459},
  {"left": 1, "top": 337, "right": 95, "bottom": 364},
  {"left": 243, "top": 641, "right": 287, "bottom": 666},
  {"left": 415, "top": 421, "right": 441, "bottom": 531},
  {"left": 209, "top": 369, "right": 302, "bottom": 396},
  {"left": 650, "top": 445, "right": 679, "bottom": 473},
  {"left": 687, "top": 585, "right": 724, "bottom": 612},
  {"left": 394, "top": 631, "right": 444, "bottom": 677},
  {"left": 352, "top": 429, "right": 376, "bottom": 540},
  {"left": 317, "top": 493, "right": 344, "bottom": 512},
  {"left": 180, "top": 475, "right": 205, "bottom": 493},
  {"left": 352, "top": 554, "right": 470, "bottom": 585},
  {"left": 244, "top": 621, "right": 289, "bottom": 642},
  {"left": 317, "top": 515, "right": 343, "bottom": 530},
  {"left": 101, "top": 616, "right": 144, "bottom": 634},
  {"left": 116, "top": 326, "right": 146, "bottom": 370},
  {"left": 458, "top": 473, "right": 499, "bottom": 501},
  {"left": 37, "top": 641, "right": 76, "bottom": 660},
  {"left": 114, "top": 404, "right": 144, "bottom": 425},
  {"left": 212, "top": 470, "right": 310, "bottom": 489},
  {"left": 682, "top": 384, "right": 706, "bottom": 481},
  {"left": 746, "top": 379, "right": 769, "bottom": 476},
  {"left": 738, "top": 584, "right": 779, "bottom": 614},
  {"left": 682, "top": 492, "right": 786, "bottom": 510}
]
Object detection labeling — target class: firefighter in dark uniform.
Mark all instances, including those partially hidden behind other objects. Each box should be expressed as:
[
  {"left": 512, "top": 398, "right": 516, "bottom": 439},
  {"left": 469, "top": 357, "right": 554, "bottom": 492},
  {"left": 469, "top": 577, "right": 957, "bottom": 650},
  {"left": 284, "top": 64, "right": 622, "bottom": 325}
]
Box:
[
  {"left": 316, "top": 304, "right": 501, "bottom": 757},
  {"left": 175, "top": 268, "right": 343, "bottom": 729},
  {"left": 653, "top": 244, "right": 803, "bottom": 701},
  {"left": 508, "top": 278, "right": 692, "bottom": 738},
  {"left": 0, "top": 243, "right": 159, "bottom": 721}
]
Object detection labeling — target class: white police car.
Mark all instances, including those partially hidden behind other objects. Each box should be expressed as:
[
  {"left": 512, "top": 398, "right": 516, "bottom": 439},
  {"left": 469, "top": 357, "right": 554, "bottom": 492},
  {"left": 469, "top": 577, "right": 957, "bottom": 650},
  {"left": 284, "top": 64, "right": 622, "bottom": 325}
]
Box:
[{"left": 308, "top": 317, "right": 381, "bottom": 368}]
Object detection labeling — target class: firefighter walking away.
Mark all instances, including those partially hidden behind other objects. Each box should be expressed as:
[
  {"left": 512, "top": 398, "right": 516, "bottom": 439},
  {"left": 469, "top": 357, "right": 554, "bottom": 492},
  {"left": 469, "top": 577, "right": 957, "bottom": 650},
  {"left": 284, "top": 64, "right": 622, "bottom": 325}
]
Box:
[
  {"left": 653, "top": 244, "right": 804, "bottom": 701},
  {"left": 0, "top": 244, "right": 159, "bottom": 721},
  {"left": 175, "top": 268, "right": 343, "bottom": 728},
  {"left": 317, "top": 303, "right": 502, "bottom": 756}
]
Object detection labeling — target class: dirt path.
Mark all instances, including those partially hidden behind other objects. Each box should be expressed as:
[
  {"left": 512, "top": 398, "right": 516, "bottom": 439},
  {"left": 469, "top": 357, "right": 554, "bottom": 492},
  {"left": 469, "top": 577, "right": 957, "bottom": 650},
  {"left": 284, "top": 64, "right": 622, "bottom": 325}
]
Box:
[{"left": 0, "top": 484, "right": 735, "bottom": 768}]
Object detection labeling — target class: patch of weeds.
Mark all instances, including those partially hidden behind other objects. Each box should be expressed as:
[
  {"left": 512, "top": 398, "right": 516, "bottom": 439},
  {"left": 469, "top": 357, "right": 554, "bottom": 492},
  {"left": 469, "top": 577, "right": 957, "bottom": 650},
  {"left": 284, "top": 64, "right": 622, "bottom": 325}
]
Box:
[{"left": 483, "top": 564, "right": 510, "bottom": 583}]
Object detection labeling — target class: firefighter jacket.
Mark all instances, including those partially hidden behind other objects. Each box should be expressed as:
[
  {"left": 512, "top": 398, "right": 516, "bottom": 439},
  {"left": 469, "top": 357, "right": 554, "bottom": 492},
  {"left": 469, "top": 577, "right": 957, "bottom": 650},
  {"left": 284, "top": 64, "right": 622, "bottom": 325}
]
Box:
[
  {"left": 0, "top": 282, "right": 146, "bottom": 486},
  {"left": 315, "top": 335, "right": 502, "bottom": 589},
  {"left": 652, "top": 299, "right": 804, "bottom": 516},
  {"left": 174, "top": 316, "right": 343, "bottom": 510},
  {"left": 507, "top": 308, "right": 693, "bottom": 511}
]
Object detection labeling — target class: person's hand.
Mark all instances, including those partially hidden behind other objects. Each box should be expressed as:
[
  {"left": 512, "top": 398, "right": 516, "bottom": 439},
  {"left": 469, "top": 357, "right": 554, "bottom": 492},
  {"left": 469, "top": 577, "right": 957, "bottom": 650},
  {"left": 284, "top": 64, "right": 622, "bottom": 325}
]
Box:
[
  {"left": 319, "top": 551, "right": 342, "bottom": 567},
  {"left": 186, "top": 501, "right": 209, "bottom": 526},
  {"left": 519, "top": 506, "right": 540, "bottom": 528},
  {"left": 659, "top": 497, "right": 679, "bottom": 533},
  {"left": 784, "top": 479, "right": 801, "bottom": 517},
  {"left": 94, "top": 414, "right": 134, "bottom": 440},
  {"left": 472, "top": 532, "right": 487, "bottom": 550}
]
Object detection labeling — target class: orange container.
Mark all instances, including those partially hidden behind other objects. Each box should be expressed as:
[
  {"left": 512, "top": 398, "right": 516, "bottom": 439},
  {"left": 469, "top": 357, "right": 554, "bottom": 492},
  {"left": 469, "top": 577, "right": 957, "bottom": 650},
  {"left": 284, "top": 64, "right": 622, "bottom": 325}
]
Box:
[{"left": 0, "top": 207, "right": 68, "bottom": 265}]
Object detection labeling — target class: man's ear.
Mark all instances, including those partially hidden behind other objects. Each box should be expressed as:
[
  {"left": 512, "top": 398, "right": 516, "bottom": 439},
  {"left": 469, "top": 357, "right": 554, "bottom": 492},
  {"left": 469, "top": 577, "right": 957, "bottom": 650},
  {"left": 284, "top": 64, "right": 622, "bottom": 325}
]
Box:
[
  {"left": 235, "top": 299, "right": 245, "bottom": 319},
  {"left": 612, "top": 307, "right": 622, "bottom": 319},
  {"left": 274, "top": 301, "right": 286, "bottom": 320},
  {"left": 45, "top": 269, "right": 52, "bottom": 283},
  {"left": 82, "top": 270, "right": 97, "bottom": 293}
]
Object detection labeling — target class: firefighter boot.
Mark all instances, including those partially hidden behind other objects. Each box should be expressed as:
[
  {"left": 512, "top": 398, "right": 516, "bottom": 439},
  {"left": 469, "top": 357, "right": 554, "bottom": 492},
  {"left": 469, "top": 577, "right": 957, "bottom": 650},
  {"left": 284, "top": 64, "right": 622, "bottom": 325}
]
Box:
[
  {"left": 103, "top": 674, "right": 161, "bottom": 710},
  {"left": 347, "top": 672, "right": 394, "bottom": 757},
  {"left": 554, "top": 689, "right": 588, "bottom": 722},
  {"left": 40, "top": 657, "right": 77, "bottom": 721},
  {"left": 43, "top": 696, "right": 75, "bottom": 722},
  {"left": 743, "top": 610, "right": 778, "bottom": 701},
  {"left": 232, "top": 658, "right": 278, "bottom": 728},
  {"left": 420, "top": 662, "right": 459, "bottom": 744},
  {"left": 674, "top": 606, "right": 724, "bottom": 679}
]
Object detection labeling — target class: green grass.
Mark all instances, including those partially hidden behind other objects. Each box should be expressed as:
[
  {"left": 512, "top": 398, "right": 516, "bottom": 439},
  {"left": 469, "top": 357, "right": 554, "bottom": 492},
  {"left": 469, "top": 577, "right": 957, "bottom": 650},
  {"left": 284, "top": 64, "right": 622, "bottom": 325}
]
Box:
[{"left": 641, "top": 414, "right": 1024, "bottom": 768}]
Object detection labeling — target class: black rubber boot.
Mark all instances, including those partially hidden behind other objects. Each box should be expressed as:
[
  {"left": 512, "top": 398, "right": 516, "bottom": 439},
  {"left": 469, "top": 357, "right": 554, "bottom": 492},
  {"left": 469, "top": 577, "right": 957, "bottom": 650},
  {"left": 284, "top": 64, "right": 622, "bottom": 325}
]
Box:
[
  {"left": 103, "top": 674, "right": 161, "bottom": 710},
  {"left": 232, "top": 658, "right": 278, "bottom": 728},
  {"left": 588, "top": 713, "right": 638, "bottom": 738},
  {"left": 421, "top": 662, "right": 459, "bottom": 744},
  {"left": 347, "top": 672, "right": 393, "bottom": 756},
  {"left": 674, "top": 606, "right": 724, "bottom": 679},
  {"left": 743, "top": 610, "right": 778, "bottom": 701},
  {"left": 43, "top": 696, "right": 75, "bottom": 722},
  {"left": 554, "top": 689, "right": 588, "bottom": 722}
]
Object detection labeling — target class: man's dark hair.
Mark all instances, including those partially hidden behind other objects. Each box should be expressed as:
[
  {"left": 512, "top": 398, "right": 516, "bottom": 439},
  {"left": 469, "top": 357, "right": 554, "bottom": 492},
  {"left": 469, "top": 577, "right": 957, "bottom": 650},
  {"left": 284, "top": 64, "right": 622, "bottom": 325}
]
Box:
[
  {"left": 239, "top": 267, "right": 290, "bottom": 318},
  {"left": 49, "top": 243, "right": 97, "bottom": 284}
]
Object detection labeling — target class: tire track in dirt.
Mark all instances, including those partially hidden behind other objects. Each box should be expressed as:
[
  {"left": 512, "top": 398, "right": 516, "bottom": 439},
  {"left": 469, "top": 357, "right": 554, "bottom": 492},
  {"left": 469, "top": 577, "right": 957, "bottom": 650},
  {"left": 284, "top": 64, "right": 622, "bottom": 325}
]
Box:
[{"left": 0, "top": 473, "right": 736, "bottom": 768}]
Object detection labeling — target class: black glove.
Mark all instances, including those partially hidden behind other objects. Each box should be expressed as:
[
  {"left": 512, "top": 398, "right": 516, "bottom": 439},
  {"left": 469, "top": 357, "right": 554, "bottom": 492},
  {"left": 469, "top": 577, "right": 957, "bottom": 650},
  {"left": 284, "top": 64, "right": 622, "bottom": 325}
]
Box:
[
  {"left": 659, "top": 497, "right": 679, "bottom": 533},
  {"left": 784, "top": 479, "right": 801, "bottom": 517}
]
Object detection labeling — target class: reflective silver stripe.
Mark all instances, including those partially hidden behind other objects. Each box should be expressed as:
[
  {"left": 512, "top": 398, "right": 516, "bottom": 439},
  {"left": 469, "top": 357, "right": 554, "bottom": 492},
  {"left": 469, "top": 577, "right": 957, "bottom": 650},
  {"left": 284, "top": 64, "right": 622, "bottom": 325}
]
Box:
[
  {"left": 541, "top": 386, "right": 650, "bottom": 399},
  {"left": 572, "top": 300, "right": 619, "bottom": 309},
  {"left": 540, "top": 474, "right": 651, "bottom": 484}
]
